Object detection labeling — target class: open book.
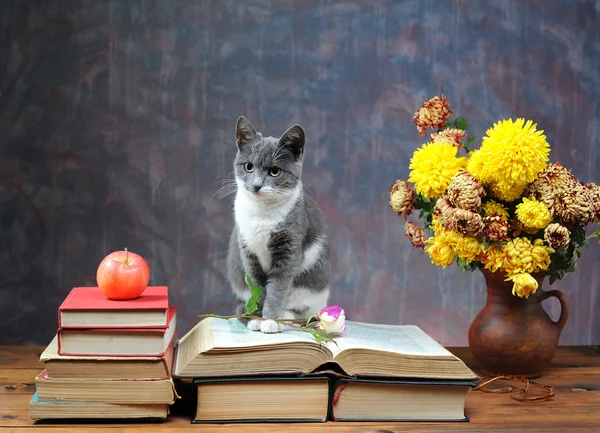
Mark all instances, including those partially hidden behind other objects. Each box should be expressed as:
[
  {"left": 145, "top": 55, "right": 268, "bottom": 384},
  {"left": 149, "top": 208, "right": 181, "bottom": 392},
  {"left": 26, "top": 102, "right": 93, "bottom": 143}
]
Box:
[{"left": 173, "top": 318, "right": 477, "bottom": 380}]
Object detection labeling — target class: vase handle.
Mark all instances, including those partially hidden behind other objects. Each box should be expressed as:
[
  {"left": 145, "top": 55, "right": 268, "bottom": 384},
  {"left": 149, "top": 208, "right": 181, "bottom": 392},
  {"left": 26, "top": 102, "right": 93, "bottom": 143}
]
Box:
[{"left": 541, "top": 289, "right": 569, "bottom": 331}]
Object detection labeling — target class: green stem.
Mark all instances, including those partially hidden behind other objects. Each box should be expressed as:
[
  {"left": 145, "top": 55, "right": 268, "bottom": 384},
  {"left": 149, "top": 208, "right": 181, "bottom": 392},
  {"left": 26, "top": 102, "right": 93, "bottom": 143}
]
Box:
[{"left": 197, "top": 313, "right": 308, "bottom": 329}]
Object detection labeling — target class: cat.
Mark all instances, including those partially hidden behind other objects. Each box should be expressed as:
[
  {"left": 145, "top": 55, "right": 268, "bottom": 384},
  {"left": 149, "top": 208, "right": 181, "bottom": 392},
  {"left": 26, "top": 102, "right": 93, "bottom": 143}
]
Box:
[{"left": 226, "top": 116, "right": 331, "bottom": 333}]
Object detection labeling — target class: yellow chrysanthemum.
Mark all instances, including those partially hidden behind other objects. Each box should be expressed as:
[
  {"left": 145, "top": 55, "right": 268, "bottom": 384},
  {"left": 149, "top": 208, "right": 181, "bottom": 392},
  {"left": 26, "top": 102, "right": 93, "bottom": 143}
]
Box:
[
  {"left": 424, "top": 229, "right": 460, "bottom": 268},
  {"left": 424, "top": 239, "right": 456, "bottom": 268},
  {"left": 530, "top": 238, "right": 554, "bottom": 270},
  {"left": 481, "top": 237, "right": 554, "bottom": 277},
  {"left": 508, "top": 273, "right": 539, "bottom": 298},
  {"left": 453, "top": 234, "right": 484, "bottom": 264},
  {"left": 481, "top": 244, "right": 506, "bottom": 273},
  {"left": 488, "top": 181, "right": 527, "bottom": 203},
  {"left": 430, "top": 215, "right": 444, "bottom": 234},
  {"left": 503, "top": 237, "right": 554, "bottom": 275},
  {"left": 515, "top": 197, "right": 553, "bottom": 232},
  {"left": 466, "top": 150, "right": 491, "bottom": 184},
  {"left": 466, "top": 118, "right": 550, "bottom": 202},
  {"left": 483, "top": 200, "right": 510, "bottom": 219},
  {"left": 408, "top": 142, "right": 467, "bottom": 200}
]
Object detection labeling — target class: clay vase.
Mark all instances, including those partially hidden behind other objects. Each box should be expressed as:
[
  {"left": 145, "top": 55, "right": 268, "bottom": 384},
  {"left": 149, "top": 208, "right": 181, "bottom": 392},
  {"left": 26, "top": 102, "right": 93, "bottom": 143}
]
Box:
[{"left": 468, "top": 269, "right": 569, "bottom": 378}]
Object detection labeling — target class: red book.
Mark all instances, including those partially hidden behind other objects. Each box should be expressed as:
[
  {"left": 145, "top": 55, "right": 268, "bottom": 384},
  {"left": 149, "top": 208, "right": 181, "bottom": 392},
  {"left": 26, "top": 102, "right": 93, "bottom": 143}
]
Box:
[
  {"left": 58, "top": 286, "right": 170, "bottom": 329},
  {"left": 57, "top": 307, "right": 177, "bottom": 357}
]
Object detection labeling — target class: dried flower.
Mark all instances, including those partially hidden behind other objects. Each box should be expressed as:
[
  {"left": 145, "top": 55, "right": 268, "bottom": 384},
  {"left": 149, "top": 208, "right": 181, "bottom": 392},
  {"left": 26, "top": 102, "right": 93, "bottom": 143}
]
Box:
[
  {"left": 431, "top": 128, "right": 467, "bottom": 148},
  {"left": 405, "top": 221, "right": 426, "bottom": 249},
  {"left": 408, "top": 141, "right": 467, "bottom": 200},
  {"left": 544, "top": 223, "right": 571, "bottom": 249},
  {"left": 390, "top": 180, "right": 416, "bottom": 218},
  {"left": 446, "top": 171, "right": 486, "bottom": 212},
  {"left": 318, "top": 305, "right": 346, "bottom": 334},
  {"left": 413, "top": 94, "right": 452, "bottom": 136},
  {"left": 483, "top": 215, "right": 511, "bottom": 243},
  {"left": 583, "top": 182, "right": 600, "bottom": 220},
  {"left": 537, "top": 163, "right": 576, "bottom": 190},
  {"left": 449, "top": 208, "right": 484, "bottom": 237},
  {"left": 515, "top": 197, "right": 553, "bottom": 232},
  {"left": 508, "top": 273, "right": 539, "bottom": 298},
  {"left": 434, "top": 197, "right": 457, "bottom": 229},
  {"left": 525, "top": 163, "right": 576, "bottom": 214},
  {"left": 552, "top": 182, "right": 595, "bottom": 227}
]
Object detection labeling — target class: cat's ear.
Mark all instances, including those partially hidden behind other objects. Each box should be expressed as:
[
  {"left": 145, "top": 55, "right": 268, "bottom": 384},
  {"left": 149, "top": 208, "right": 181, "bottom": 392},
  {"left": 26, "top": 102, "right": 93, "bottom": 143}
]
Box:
[
  {"left": 236, "top": 116, "right": 258, "bottom": 149},
  {"left": 279, "top": 124, "right": 305, "bottom": 159}
]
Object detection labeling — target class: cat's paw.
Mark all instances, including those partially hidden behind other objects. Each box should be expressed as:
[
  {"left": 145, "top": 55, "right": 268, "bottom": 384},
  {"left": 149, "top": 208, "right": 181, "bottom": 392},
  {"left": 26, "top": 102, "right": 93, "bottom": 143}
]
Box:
[
  {"left": 260, "top": 319, "right": 285, "bottom": 333},
  {"left": 247, "top": 319, "right": 261, "bottom": 331}
]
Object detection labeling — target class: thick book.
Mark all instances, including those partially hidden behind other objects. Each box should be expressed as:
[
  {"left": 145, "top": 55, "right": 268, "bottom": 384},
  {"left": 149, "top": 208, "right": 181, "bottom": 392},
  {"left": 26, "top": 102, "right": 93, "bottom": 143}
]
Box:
[
  {"left": 57, "top": 308, "right": 176, "bottom": 357},
  {"left": 29, "top": 392, "right": 168, "bottom": 421},
  {"left": 192, "top": 376, "right": 330, "bottom": 424},
  {"left": 35, "top": 370, "right": 176, "bottom": 404},
  {"left": 41, "top": 335, "right": 174, "bottom": 379},
  {"left": 58, "top": 286, "right": 170, "bottom": 328},
  {"left": 173, "top": 318, "right": 477, "bottom": 380},
  {"left": 331, "top": 378, "right": 474, "bottom": 421}
]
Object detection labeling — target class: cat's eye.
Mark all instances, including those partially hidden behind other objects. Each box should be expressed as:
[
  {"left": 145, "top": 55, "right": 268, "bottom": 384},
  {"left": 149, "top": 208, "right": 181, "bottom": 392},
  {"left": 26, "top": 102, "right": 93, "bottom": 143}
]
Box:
[
  {"left": 269, "top": 167, "right": 281, "bottom": 177},
  {"left": 243, "top": 163, "right": 254, "bottom": 173}
]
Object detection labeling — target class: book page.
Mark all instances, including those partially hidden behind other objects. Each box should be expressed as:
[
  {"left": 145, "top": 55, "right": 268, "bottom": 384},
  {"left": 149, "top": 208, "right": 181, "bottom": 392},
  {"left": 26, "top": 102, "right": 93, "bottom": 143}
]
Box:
[
  {"left": 208, "top": 318, "right": 323, "bottom": 350},
  {"left": 328, "top": 321, "right": 455, "bottom": 358}
]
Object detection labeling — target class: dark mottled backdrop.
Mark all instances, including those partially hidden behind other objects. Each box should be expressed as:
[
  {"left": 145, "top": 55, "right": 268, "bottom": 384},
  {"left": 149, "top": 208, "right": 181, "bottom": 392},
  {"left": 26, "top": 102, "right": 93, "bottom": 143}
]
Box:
[{"left": 1, "top": 0, "right": 599, "bottom": 345}]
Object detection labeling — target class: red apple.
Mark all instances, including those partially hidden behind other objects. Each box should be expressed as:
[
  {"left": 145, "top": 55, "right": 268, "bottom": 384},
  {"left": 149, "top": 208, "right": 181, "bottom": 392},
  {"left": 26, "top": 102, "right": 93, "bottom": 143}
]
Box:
[{"left": 96, "top": 249, "right": 150, "bottom": 300}]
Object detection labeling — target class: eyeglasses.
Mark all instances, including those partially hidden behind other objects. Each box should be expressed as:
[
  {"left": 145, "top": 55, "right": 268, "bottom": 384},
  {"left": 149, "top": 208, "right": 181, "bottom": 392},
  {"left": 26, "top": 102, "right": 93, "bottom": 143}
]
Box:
[{"left": 473, "top": 372, "right": 555, "bottom": 402}]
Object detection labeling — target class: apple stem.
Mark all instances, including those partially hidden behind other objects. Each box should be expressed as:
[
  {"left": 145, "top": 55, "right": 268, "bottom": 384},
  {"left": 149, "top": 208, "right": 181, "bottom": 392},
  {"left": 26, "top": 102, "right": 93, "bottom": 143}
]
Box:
[{"left": 124, "top": 247, "right": 129, "bottom": 265}]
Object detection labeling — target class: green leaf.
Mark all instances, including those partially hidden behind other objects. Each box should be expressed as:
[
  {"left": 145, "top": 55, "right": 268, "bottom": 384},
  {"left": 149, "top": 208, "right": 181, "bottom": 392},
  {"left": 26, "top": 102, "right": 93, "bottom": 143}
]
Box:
[
  {"left": 467, "top": 136, "right": 477, "bottom": 144},
  {"left": 244, "top": 275, "right": 264, "bottom": 315},
  {"left": 414, "top": 193, "right": 436, "bottom": 226},
  {"left": 453, "top": 117, "right": 468, "bottom": 131},
  {"left": 456, "top": 256, "right": 480, "bottom": 273},
  {"left": 308, "top": 328, "right": 338, "bottom": 346},
  {"left": 457, "top": 257, "right": 469, "bottom": 273}
]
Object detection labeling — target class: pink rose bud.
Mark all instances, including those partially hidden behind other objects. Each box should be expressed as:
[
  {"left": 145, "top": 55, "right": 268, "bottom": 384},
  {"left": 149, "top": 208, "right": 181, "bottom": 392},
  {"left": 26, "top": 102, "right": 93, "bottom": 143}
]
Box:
[{"left": 318, "top": 305, "right": 346, "bottom": 334}]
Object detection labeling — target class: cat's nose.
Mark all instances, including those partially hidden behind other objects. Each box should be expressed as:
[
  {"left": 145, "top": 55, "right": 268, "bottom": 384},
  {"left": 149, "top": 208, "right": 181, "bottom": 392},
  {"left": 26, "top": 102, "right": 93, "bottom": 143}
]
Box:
[{"left": 253, "top": 185, "right": 261, "bottom": 192}]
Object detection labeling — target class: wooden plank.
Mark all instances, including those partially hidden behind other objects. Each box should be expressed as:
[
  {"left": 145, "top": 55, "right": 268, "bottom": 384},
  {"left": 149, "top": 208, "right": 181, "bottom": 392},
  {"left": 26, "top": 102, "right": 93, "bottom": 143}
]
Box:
[
  {"left": 0, "top": 346, "right": 45, "bottom": 369},
  {"left": 449, "top": 346, "right": 600, "bottom": 369},
  {"left": 0, "top": 368, "right": 42, "bottom": 382}
]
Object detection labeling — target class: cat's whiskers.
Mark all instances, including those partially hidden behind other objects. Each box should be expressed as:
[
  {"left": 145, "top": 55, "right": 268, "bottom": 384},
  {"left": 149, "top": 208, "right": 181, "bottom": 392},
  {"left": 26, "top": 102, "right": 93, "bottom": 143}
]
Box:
[{"left": 214, "top": 179, "right": 238, "bottom": 200}]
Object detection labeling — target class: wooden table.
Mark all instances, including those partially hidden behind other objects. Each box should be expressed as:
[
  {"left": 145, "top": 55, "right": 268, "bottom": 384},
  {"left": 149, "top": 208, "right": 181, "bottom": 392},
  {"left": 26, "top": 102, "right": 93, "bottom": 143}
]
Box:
[{"left": 1, "top": 346, "right": 599, "bottom": 432}]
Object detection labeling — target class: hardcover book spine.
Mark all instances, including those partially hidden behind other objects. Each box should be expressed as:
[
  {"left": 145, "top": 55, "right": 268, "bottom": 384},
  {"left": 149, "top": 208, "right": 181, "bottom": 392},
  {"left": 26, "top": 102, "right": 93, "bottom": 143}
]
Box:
[
  {"left": 57, "top": 288, "right": 78, "bottom": 329},
  {"left": 57, "top": 327, "right": 177, "bottom": 357}
]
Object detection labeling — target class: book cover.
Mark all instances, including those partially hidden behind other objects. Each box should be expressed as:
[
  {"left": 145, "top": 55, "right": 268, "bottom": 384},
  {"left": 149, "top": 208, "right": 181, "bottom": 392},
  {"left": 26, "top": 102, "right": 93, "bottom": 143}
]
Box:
[
  {"left": 41, "top": 335, "right": 174, "bottom": 379},
  {"left": 330, "top": 377, "right": 475, "bottom": 422},
  {"left": 57, "top": 307, "right": 176, "bottom": 357},
  {"left": 58, "top": 286, "right": 170, "bottom": 328},
  {"left": 35, "top": 371, "right": 177, "bottom": 405},
  {"left": 191, "top": 376, "right": 330, "bottom": 424},
  {"left": 29, "top": 392, "right": 169, "bottom": 421}
]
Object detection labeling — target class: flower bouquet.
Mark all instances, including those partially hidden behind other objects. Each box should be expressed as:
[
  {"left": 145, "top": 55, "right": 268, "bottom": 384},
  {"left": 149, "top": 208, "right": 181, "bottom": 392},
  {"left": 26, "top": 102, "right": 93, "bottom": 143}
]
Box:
[
  {"left": 390, "top": 95, "right": 600, "bottom": 376},
  {"left": 391, "top": 95, "right": 600, "bottom": 297}
]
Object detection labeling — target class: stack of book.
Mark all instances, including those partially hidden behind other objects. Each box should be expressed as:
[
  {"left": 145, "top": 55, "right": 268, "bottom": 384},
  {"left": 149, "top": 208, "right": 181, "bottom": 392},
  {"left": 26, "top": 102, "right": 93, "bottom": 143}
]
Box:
[
  {"left": 173, "top": 318, "right": 479, "bottom": 423},
  {"left": 30, "top": 286, "right": 177, "bottom": 421}
]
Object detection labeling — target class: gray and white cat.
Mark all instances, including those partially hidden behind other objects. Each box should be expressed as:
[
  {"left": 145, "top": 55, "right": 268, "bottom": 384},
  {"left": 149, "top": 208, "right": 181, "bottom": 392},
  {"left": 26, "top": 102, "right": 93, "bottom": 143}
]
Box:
[{"left": 226, "top": 116, "right": 331, "bottom": 333}]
